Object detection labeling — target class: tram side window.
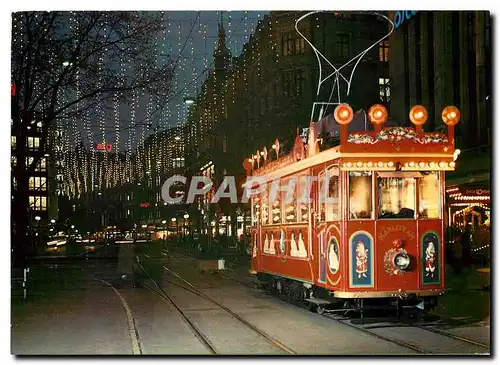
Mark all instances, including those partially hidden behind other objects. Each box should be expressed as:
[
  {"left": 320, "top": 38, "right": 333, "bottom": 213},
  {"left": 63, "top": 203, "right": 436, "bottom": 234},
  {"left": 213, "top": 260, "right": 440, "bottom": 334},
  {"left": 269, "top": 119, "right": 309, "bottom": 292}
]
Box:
[
  {"left": 252, "top": 195, "right": 261, "bottom": 225},
  {"left": 271, "top": 182, "right": 282, "bottom": 224},
  {"left": 349, "top": 171, "right": 373, "bottom": 219},
  {"left": 318, "top": 172, "right": 326, "bottom": 221},
  {"left": 325, "top": 166, "right": 340, "bottom": 221},
  {"left": 419, "top": 172, "right": 441, "bottom": 219},
  {"left": 377, "top": 175, "right": 416, "bottom": 219},
  {"left": 297, "top": 175, "right": 310, "bottom": 223},
  {"left": 283, "top": 178, "right": 297, "bottom": 223},
  {"left": 261, "top": 185, "right": 270, "bottom": 225}
]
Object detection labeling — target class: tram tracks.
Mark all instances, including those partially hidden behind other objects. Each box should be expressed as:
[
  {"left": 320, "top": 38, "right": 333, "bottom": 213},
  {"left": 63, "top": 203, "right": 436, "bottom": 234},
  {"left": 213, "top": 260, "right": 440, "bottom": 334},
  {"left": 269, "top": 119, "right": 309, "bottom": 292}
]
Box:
[
  {"left": 137, "top": 255, "right": 297, "bottom": 355},
  {"left": 156, "top": 248, "right": 490, "bottom": 354}
]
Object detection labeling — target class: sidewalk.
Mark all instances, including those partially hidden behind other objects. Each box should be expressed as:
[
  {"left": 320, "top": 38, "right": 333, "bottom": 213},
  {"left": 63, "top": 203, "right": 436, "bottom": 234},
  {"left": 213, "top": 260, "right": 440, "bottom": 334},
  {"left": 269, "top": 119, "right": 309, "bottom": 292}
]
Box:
[{"left": 11, "top": 280, "right": 134, "bottom": 354}]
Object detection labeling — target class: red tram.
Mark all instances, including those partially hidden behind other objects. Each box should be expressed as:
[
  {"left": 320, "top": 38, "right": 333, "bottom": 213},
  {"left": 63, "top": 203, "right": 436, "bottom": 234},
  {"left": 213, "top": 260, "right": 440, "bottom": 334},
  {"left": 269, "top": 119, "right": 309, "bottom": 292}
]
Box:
[{"left": 243, "top": 103, "right": 461, "bottom": 315}]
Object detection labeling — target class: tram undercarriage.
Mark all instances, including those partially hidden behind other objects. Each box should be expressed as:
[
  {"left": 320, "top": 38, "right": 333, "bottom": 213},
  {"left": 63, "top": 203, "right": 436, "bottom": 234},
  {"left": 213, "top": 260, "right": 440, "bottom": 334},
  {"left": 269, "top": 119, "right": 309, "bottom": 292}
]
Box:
[{"left": 255, "top": 273, "right": 438, "bottom": 322}]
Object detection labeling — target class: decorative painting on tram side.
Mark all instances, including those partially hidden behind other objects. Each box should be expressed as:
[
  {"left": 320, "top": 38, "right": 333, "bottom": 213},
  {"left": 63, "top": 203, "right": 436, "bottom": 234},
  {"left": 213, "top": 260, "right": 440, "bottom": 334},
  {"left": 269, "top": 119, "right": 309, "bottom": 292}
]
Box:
[
  {"left": 349, "top": 231, "right": 375, "bottom": 288},
  {"left": 421, "top": 231, "right": 440, "bottom": 285}
]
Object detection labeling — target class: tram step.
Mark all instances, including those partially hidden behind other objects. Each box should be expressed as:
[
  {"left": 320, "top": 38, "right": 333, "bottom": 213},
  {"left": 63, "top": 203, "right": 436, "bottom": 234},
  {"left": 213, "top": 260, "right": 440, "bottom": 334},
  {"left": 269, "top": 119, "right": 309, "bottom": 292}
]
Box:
[{"left": 304, "top": 298, "right": 333, "bottom": 305}]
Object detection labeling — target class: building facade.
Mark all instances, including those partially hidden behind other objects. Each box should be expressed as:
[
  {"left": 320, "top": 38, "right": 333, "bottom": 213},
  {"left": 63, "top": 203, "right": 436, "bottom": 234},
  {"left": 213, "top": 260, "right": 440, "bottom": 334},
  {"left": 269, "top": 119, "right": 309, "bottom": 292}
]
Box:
[
  {"left": 11, "top": 114, "right": 59, "bottom": 227},
  {"left": 184, "top": 11, "right": 391, "bottom": 239},
  {"left": 387, "top": 11, "right": 492, "bottom": 229}
]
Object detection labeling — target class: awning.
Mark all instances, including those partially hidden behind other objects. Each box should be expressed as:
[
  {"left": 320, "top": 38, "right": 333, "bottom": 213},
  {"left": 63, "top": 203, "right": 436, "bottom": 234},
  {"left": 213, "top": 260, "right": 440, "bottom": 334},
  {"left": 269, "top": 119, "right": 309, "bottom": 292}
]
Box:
[{"left": 377, "top": 171, "right": 423, "bottom": 178}]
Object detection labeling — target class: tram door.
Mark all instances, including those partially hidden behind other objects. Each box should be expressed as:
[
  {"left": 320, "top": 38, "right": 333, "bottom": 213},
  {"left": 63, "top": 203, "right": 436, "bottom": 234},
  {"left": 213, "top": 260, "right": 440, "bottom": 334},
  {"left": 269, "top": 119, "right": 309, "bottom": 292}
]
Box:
[{"left": 315, "top": 167, "right": 328, "bottom": 285}]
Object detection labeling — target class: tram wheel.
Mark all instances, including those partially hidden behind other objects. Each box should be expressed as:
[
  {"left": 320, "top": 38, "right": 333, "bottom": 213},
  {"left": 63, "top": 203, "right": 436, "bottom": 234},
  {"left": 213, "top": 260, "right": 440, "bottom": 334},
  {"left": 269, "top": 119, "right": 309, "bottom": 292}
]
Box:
[{"left": 316, "top": 305, "right": 325, "bottom": 315}]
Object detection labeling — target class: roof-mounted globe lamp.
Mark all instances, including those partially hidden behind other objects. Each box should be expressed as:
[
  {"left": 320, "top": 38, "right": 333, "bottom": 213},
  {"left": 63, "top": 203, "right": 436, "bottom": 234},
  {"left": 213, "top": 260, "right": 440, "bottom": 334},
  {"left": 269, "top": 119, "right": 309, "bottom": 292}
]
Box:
[
  {"left": 368, "top": 104, "right": 388, "bottom": 133},
  {"left": 409, "top": 105, "right": 428, "bottom": 136},
  {"left": 441, "top": 106, "right": 460, "bottom": 146},
  {"left": 334, "top": 104, "right": 354, "bottom": 144}
]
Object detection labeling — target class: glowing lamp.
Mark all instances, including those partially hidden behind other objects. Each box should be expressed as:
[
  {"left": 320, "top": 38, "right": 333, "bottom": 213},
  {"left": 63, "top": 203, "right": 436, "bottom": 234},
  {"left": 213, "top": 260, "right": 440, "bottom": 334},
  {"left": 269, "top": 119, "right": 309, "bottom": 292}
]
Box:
[
  {"left": 409, "top": 162, "right": 415, "bottom": 167},
  {"left": 368, "top": 104, "right": 388, "bottom": 125},
  {"left": 248, "top": 158, "right": 253, "bottom": 163},
  {"left": 429, "top": 162, "right": 435, "bottom": 168},
  {"left": 377, "top": 162, "right": 384, "bottom": 167},
  {"left": 449, "top": 162, "right": 456, "bottom": 168},
  {"left": 387, "top": 161, "right": 394, "bottom": 167},
  {"left": 409, "top": 105, "right": 428, "bottom": 126},
  {"left": 334, "top": 104, "right": 354, "bottom": 125},
  {"left": 442, "top": 106, "right": 460, "bottom": 126},
  {"left": 356, "top": 161, "right": 363, "bottom": 167},
  {"left": 346, "top": 162, "right": 352, "bottom": 168},
  {"left": 367, "top": 162, "right": 373, "bottom": 167},
  {"left": 419, "top": 162, "right": 425, "bottom": 168}
]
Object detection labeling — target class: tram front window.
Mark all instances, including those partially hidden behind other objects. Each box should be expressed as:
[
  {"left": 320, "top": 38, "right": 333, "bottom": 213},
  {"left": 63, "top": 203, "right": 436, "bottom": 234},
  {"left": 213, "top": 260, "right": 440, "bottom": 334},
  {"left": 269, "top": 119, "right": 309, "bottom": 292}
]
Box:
[
  {"left": 419, "top": 172, "right": 441, "bottom": 219},
  {"left": 349, "top": 171, "right": 373, "bottom": 219},
  {"left": 377, "top": 174, "right": 416, "bottom": 219}
]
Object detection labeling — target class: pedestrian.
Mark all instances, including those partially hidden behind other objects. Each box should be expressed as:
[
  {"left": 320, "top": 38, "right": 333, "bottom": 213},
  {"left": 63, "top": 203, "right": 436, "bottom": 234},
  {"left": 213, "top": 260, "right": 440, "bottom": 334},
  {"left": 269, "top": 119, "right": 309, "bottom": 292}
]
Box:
[{"left": 452, "top": 233, "right": 463, "bottom": 274}]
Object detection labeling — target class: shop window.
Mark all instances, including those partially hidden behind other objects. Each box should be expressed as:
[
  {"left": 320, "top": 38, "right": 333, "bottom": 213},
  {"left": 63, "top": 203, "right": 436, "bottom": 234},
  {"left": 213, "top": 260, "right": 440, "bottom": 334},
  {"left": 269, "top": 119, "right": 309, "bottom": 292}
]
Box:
[
  {"left": 419, "top": 172, "right": 441, "bottom": 219},
  {"left": 349, "top": 171, "right": 373, "bottom": 219},
  {"left": 377, "top": 173, "right": 416, "bottom": 219}
]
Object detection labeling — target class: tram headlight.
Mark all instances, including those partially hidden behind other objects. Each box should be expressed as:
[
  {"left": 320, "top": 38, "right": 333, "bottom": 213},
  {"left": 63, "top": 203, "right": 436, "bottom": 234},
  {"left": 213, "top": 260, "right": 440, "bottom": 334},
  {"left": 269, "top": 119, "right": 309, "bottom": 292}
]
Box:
[{"left": 393, "top": 252, "right": 410, "bottom": 270}]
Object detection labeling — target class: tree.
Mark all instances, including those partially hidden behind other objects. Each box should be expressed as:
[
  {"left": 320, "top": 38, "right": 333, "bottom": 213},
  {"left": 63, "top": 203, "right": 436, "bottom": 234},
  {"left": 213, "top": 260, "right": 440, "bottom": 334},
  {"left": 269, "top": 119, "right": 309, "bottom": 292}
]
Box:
[{"left": 11, "top": 11, "right": 174, "bottom": 267}]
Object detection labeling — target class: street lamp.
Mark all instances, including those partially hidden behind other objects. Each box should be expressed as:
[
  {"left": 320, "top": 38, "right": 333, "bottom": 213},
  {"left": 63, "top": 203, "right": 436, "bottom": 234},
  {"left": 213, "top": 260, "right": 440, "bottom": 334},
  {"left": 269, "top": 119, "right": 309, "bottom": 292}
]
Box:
[
  {"left": 171, "top": 218, "right": 176, "bottom": 222},
  {"left": 162, "top": 220, "right": 167, "bottom": 224},
  {"left": 184, "top": 97, "right": 195, "bottom": 105},
  {"left": 184, "top": 214, "right": 189, "bottom": 219},
  {"left": 34, "top": 216, "right": 41, "bottom": 221},
  {"left": 174, "top": 136, "right": 181, "bottom": 141},
  {"left": 71, "top": 225, "right": 75, "bottom": 229},
  {"left": 50, "top": 219, "right": 56, "bottom": 224}
]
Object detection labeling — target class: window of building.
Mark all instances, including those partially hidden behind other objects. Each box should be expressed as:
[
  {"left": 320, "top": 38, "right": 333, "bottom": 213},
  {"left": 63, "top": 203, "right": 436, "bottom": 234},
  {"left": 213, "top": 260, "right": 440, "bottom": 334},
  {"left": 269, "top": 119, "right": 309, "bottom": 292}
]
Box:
[
  {"left": 27, "top": 137, "right": 40, "bottom": 151},
  {"left": 29, "top": 196, "right": 47, "bottom": 211},
  {"left": 377, "top": 174, "right": 416, "bottom": 219},
  {"left": 282, "top": 31, "right": 305, "bottom": 56},
  {"left": 11, "top": 156, "right": 17, "bottom": 167},
  {"left": 11, "top": 136, "right": 16, "bottom": 149},
  {"left": 29, "top": 176, "right": 47, "bottom": 191},
  {"left": 294, "top": 69, "right": 305, "bottom": 97},
  {"left": 282, "top": 32, "right": 295, "bottom": 56},
  {"left": 379, "top": 78, "right": 391, "bottom": 103},
  {"left": 295, "top": 37, "right": 305, "bottom": 54},
  {"left": 222, "top": 135, "right": 227, "bottom": 153},
  {"left": 419, "top": 172, "right": 441, "bottom": 219},
  {"left": 337, "top": 34, "right": 349, "bottom": 59},
  {"left": 40, "top": 157, "right": 47, "bottom": 171},
  {"left": 349, "top": 171, "right": 373, "bottom": 219},
  {"left": 379, "top": 40, "right": 389, "bottom": 62}
]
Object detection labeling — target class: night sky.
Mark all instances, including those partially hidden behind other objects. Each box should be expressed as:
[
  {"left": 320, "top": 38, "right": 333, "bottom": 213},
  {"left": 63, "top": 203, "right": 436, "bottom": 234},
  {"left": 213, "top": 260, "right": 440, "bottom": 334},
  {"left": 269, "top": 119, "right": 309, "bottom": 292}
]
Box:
[{"left": 74, "top": 11, "right": 268, "bottom": 153}]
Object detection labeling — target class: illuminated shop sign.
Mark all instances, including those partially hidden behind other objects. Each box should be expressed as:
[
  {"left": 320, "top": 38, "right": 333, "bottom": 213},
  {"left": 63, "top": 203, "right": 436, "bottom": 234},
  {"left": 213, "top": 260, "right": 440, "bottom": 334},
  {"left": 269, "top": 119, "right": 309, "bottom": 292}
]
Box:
[
  {"left": 96, "top": 143, "right": 112, "bottom": 152},
  {"left": 393, "top": 11, "right": 417, "bottom": 29}
]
